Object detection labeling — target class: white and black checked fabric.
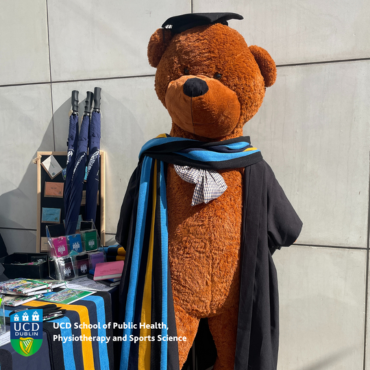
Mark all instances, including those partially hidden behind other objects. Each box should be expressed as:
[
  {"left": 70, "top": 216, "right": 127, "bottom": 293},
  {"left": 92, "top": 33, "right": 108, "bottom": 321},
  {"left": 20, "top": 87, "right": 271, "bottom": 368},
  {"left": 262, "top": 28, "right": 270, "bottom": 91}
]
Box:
[{"left": 174, "top": 164, "right": 227, "bottom": 206}]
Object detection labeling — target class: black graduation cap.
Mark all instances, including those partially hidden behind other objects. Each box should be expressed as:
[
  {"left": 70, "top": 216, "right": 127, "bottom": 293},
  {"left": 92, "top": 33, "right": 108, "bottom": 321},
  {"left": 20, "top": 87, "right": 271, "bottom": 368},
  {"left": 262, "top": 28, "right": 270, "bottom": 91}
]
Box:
[{"left": 162, "top": 12, "right": 243, "bottom": 34}]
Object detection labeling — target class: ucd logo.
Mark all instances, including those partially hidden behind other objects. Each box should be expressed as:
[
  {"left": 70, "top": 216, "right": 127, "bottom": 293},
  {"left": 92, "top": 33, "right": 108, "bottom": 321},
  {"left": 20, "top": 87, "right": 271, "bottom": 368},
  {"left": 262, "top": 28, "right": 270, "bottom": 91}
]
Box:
[{"left": 10, "top": 309, "right": 43, "bottom": 356}]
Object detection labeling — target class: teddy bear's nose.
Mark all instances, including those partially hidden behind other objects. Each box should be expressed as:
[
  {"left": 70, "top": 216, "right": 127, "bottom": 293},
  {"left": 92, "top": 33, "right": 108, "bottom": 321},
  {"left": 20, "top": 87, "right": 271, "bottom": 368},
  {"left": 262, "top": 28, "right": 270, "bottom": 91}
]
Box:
[{"left": 183, "top": 78, "right": 209, "bottom": 97}]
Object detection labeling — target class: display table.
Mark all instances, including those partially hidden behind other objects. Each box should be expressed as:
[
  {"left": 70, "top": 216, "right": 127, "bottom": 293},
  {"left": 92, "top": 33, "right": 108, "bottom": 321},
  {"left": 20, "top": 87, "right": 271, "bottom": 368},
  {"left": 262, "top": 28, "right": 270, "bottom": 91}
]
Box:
[
  {"left": 0, "top": 283, "right": 211, "bottom": 370},
  {"left": 0, "top": 288, "right": 119, "bottom": 370}
]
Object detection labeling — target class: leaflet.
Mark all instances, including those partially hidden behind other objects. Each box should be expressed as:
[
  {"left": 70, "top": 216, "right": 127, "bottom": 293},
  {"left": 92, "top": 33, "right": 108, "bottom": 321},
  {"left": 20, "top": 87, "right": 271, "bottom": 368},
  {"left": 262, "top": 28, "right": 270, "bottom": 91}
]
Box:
[{"left": 39, "top": 288, "right": 93, "bottom": 305}]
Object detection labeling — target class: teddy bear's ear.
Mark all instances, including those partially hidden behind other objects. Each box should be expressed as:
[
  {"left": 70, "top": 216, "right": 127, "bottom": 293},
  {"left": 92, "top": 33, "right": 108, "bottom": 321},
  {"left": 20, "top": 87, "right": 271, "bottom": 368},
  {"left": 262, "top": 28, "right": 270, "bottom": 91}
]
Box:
[
  {"left": 249, "top": 45, "right": 277, "bottom": 87},
  {"left": 148, "top": 28, "right": 173, "bottom": 68}
]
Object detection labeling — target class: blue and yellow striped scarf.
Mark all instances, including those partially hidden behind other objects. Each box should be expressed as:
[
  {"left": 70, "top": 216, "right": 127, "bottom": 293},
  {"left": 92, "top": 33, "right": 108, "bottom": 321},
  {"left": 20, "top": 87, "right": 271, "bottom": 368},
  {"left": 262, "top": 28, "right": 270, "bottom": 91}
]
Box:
[{"left": 119, "top": 134, "right": 262, "bottom": 370}]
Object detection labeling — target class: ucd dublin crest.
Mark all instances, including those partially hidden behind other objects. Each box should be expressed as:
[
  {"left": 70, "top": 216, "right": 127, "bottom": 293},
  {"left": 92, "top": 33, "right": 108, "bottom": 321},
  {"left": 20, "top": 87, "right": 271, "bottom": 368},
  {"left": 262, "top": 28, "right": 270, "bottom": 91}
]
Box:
[{"left": 10, "top": 309, "right": 43, "bottom": 356}]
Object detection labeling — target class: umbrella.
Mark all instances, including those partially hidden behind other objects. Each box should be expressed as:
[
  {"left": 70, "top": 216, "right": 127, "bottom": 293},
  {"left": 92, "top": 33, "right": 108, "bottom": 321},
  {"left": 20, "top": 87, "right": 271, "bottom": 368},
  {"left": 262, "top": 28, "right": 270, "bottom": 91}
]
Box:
[
  {"left": 65, "top": 91, "right": 93, "bottom": 235},
  {"left": 85, "top": 87, "right": 101, "bottom": 224},
  {"left": 64, "top": 90, "right": 79, "bottom": 218}
]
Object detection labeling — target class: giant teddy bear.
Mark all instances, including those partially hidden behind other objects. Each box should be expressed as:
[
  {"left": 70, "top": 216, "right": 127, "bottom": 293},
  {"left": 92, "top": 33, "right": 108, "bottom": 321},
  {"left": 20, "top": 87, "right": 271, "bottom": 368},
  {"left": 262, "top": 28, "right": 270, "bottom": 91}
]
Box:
[{"left": 117, "top": 12, "right": 302, "bottom": 370}]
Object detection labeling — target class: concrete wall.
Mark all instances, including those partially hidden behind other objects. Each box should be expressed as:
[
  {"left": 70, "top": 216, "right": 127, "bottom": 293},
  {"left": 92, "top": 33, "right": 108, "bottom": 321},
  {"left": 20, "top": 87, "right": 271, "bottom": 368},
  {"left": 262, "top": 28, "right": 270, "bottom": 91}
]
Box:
[{"left": 0, "top": 1, "right": 369, "bottom": 368}]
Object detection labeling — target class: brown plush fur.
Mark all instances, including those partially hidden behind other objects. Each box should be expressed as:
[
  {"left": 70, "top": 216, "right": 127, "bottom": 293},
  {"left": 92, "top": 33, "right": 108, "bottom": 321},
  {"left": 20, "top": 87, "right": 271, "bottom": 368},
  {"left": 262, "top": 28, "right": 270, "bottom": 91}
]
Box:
[
  {"left": 249, "top": 45, "right": 277, "bottom": 87},
  {"left": 147, "top": 22, "right": 276, "bottom": 369}
]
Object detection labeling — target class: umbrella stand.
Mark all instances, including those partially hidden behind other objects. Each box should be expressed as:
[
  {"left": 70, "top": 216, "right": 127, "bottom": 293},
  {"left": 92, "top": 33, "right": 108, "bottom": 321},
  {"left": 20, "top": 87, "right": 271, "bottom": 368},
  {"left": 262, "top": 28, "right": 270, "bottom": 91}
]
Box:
[
  {"left": 85, "top": 87, "right": 102, "bottom": 224},
  {"left": 64, "top": 90, "right": 79, "bottom": 219},
  {"left": 65, "top": 91, "right": 93, "bottom": 235}
]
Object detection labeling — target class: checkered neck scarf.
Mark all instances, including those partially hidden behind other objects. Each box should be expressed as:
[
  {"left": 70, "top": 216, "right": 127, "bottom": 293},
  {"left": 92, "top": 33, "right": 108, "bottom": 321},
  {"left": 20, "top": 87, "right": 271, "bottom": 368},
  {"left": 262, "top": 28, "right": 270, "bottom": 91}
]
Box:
[
  {"left": 138, "top": 133, "right": 262, "bottom": 206},
  {"left": 174, "top": 165, "right": 227, "bottom": 206}
]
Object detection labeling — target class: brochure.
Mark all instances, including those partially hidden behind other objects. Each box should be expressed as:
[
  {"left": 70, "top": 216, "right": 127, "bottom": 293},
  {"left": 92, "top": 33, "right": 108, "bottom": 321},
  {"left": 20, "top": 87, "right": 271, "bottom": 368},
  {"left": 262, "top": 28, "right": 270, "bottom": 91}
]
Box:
[
  {"left": 2, "top": 294, "right": 43, "bottom": 307},
  {"left": 38, "top": 288, "right": 93, "bottom": 305},
  {"left": 41, "top": 155, "right": 63, "bottom": 179},
  {"left": 67, "top": 276, "right": 117, "bottom": 292},
  {"left": 87, "top": 274, "right": 120, "bottom": 287},
  {"left": 5, "top": 289, "right": 52, "bottom": 296},
  {"left": 38, "top": 280, "right": 67, "bottom": 289},
  {"left": 94, "top": 261, "right": 124, "bottom": 280},
  {"left": 0, "top": 279, "right": 51, "bottom": 294},
  {"left": 43, "top": 312, "right": 65, "bottom": 321},
  {"left": 0, "top": 332, "right": 10, "bottom": 347},
  {"left": 44, "top": 182, "right": 64, "bottom": 198}
]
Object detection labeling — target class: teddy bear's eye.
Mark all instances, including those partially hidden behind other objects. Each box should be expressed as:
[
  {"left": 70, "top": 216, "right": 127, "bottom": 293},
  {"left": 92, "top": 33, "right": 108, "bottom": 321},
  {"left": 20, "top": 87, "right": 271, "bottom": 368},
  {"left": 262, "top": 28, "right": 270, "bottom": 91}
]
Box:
[
  {"left": 214, "top": 72, "right": 222, "bottom": 80},
  {"left": 184, "top": 68, "right": 190, "bottom": 75}
]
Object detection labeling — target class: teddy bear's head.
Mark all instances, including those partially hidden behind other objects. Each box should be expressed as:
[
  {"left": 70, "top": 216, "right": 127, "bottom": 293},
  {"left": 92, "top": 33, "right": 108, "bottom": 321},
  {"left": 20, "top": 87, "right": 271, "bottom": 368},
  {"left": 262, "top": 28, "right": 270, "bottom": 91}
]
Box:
[{"left": 147, "top": 13, "right": 277, "bottom": 141}]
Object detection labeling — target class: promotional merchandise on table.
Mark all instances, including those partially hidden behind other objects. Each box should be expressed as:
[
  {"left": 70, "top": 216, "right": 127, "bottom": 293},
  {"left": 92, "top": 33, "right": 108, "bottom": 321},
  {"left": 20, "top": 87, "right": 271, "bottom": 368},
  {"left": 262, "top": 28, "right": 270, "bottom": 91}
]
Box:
[{"left": 0, "top": 87, "right": 125, "bottom": 370}]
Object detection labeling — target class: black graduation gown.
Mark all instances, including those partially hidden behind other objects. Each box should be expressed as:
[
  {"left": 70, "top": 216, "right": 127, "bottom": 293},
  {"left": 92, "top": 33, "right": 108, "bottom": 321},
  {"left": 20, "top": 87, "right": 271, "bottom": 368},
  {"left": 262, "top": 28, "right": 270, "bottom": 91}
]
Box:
[{"left": 116, "top": 158, "right": 302, "bottom": 370}]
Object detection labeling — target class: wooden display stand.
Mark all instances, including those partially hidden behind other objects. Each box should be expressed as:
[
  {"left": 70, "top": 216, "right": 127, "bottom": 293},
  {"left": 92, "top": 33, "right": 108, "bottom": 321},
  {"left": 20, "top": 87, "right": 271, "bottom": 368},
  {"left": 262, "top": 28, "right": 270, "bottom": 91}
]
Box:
[{"left": 35, "top": 151, "right": 106, "bottom": 252}]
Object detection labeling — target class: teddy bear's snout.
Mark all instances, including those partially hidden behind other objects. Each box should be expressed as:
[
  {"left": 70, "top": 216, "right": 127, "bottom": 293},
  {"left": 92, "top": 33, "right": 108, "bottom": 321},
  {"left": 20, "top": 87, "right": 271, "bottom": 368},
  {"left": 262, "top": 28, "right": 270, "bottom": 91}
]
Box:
[
  {"left": 183, "top": 78, "right": 209, "bottom": 98},
  {"left": 165, "top": 75, "right": 241, "bottom": 138}
]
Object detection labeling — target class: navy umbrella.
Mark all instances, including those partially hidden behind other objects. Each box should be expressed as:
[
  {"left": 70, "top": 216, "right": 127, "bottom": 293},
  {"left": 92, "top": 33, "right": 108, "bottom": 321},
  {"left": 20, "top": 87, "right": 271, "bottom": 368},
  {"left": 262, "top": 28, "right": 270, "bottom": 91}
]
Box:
[
  {"left": 65, "top": 91, "right": 93, "bottom": 235},
  {"left": 64, "top": 90, "right": 79, "bottom": 218},
  {"left": 85, "top": 87, "right": 101, "bottom": 224}
]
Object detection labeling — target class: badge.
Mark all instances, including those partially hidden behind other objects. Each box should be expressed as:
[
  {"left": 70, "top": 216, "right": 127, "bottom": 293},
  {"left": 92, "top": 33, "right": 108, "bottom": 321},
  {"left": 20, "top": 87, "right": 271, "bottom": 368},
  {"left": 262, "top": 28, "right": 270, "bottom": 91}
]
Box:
[{"left": 10, "top": 309, "right": 43, "bottom": 356}]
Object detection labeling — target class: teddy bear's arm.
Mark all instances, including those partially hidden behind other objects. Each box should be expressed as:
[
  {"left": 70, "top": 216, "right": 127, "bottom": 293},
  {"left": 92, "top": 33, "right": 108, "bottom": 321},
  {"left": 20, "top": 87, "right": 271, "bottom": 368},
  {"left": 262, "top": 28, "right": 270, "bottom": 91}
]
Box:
[{"left": 265, "top": 162, "right": 303, "bottom": 252}]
